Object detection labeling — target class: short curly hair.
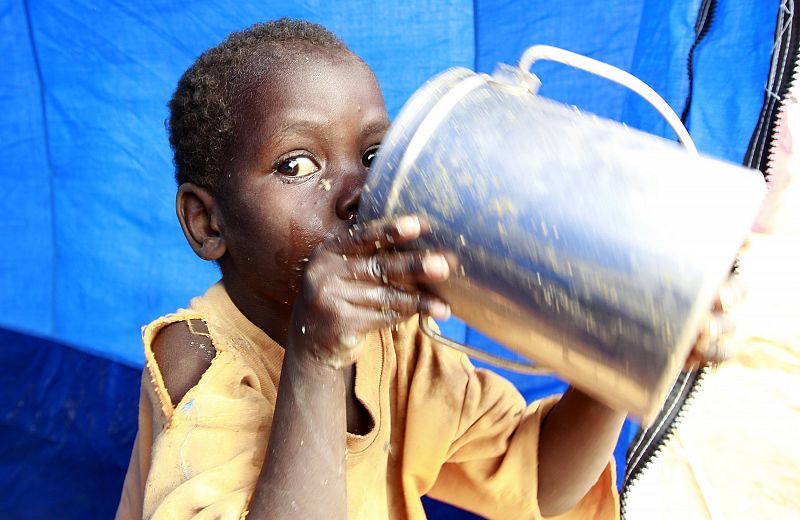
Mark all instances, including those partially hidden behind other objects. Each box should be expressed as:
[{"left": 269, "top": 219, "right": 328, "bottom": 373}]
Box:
[{"left": 168, "top": 19, "right": 354, "bottom": 192}]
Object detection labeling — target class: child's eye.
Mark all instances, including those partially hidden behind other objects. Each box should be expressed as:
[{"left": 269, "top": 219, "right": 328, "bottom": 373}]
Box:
[
  {"left": 273, "top": 156, "right": 319, "bottom": 177},
  {"left": 362, "top": 147, "right": 379, "bottom": 168}
]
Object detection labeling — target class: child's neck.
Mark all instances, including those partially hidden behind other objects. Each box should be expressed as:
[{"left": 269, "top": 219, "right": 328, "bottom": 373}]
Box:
[
  {"left": 222, "top": 274, "right": 372, "bottom": 434},
  {"left": 221, "top": 275, "right": 292, "bottom": 348}
]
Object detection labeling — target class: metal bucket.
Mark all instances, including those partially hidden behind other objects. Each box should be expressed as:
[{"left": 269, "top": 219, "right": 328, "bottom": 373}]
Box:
[{"left": 359, "top": 46, "right": 765, "bottom": 424}]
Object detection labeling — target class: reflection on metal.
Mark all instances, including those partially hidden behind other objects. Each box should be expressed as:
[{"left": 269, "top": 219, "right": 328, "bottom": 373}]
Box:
[{"left": 360, "top": 45, "right": 765, "bottom": 425}]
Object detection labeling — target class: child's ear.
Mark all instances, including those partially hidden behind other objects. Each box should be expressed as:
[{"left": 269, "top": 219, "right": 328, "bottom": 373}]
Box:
[{"left": 176, "top": 183, "right": 226, "bottom": 261}]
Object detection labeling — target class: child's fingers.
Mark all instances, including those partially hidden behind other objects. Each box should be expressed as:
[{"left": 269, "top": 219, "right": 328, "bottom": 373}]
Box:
[
  {"left": 345, "top": 251, "right": 451, "bottom": 285},
  {"left": 330, "top": 215, "right": 429, "bottom": 254},
  {"left": 341, "top": 283, "right": 451, "bottom": 321},
  {"left": 685, "top": 313, "right": 737, "bottom": 369},
  {"left": 712, "top": 275, "right": 747, "bottom": 313},
  {"left": 683, "top": 272, "right": 747, "bottom": 370}
]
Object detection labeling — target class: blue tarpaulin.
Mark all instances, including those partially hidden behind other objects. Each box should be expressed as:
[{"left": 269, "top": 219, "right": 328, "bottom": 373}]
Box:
[{"left": 1, "top": 1, "right": 780, "bottom": 518}]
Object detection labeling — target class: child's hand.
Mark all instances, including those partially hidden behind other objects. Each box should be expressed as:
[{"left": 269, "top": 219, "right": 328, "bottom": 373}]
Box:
[
  {"left": 684, "top": 274, "right": 746, "bottom": 369},
  {"left": 289, "top": 215, "right": 451, "bottom": 369}
]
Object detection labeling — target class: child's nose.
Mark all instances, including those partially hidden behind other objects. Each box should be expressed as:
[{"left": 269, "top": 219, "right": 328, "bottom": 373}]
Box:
[{"left": 334, "top": 168, "right": 364, "bottom": 221}]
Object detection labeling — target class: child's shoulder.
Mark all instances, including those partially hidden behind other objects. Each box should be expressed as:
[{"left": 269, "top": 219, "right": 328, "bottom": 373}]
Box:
[
  {"left": 140, "top": 286, "right": 222, "bottom": 408},
  {"left": 150, "top": 319, "right": 216, "bottom": 407}
]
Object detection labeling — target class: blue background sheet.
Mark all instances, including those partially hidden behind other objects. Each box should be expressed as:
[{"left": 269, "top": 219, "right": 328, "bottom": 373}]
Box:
[{"left": 0, "top": 0, "right": 779, "bottom": 517}]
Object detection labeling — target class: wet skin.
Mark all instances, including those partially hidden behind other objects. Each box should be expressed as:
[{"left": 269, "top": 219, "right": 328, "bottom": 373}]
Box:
[
  {"left": 214, "top": 55, "right": 451, "bottom": 358},
  {"left": 218, "top": 54, "right": 390, "bottom": 339}
]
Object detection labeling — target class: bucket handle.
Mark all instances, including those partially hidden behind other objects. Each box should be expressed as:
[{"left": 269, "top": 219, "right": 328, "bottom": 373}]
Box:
[
  {"left": 419, "top": 315, "right": 549, "bottom": 375},
  {"left": 519, "top": 45, "right": 699, "bottom": 155}
]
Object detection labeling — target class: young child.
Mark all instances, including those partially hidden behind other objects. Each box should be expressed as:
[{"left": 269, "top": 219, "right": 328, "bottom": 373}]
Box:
[{"left": 115, "top": 18, "right": 626, "bottom": 519}]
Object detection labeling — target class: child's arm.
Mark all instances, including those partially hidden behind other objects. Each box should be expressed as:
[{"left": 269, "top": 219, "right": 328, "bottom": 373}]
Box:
[
  {"left": 247, "top": 341, "right": 349, "bottom": 518},
  {"left": 247, "top": 215, "right": 451, "bottom": 519},
  {"left": 537, "top": 387, "right": 625, "bottom": 516}
]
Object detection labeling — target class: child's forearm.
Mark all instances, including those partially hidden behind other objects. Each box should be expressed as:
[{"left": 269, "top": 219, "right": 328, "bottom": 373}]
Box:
[
  {"left": 248, "top": 347, "right": 348, "bottom": 519},
  {"left": 536, "top": 387, "right": 625, "bottom": 516}
]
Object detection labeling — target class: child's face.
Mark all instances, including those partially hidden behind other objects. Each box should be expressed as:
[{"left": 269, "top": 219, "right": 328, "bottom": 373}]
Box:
[{"left": 219, "top": 53, "right": 390, "bottom": 306}]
